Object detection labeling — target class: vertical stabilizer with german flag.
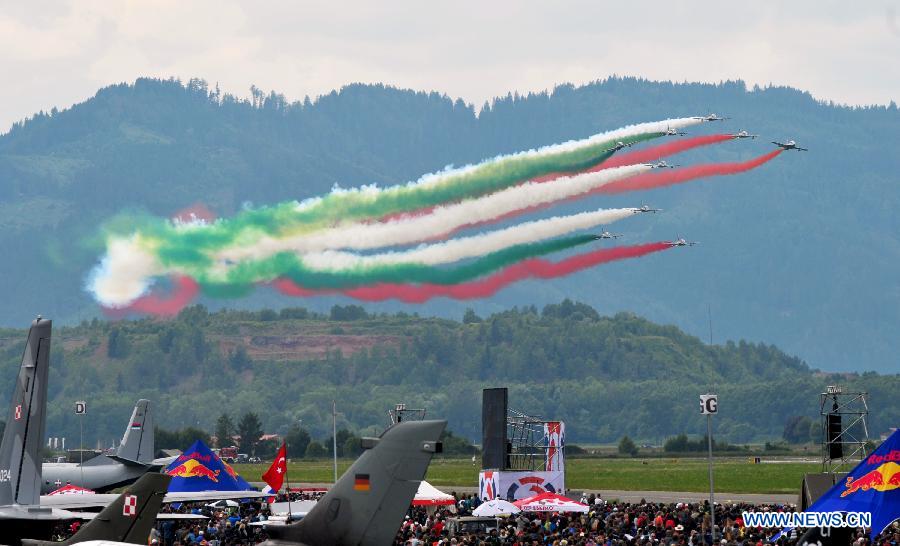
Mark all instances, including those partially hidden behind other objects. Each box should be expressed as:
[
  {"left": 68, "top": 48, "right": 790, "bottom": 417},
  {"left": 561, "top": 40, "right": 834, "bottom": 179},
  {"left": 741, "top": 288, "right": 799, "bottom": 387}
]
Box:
[{"left": 266, "top": 419, "right": 446, "bottom": 546}]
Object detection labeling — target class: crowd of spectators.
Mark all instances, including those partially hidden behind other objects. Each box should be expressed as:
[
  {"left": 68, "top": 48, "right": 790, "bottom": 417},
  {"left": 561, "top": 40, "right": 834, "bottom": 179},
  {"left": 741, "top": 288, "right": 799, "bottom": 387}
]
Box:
[
  {"left": 394, "top": 493, "right": 900, "bottom": 546},
  {"left": 44, "top": 490, "right": 899, "bottom": 546}
]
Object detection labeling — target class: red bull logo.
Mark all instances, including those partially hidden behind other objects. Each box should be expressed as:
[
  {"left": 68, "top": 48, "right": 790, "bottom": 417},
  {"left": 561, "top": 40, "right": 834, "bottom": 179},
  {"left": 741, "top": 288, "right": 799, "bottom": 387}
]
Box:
[
  {"left": 841, "top": 461, "right": 900, "bottom": 497},
  {"left": 222, "top": 460, "right": 239, "bottom": 480},
  {"left": 166, "top": 459, "right": 221, "bottom": 482}
]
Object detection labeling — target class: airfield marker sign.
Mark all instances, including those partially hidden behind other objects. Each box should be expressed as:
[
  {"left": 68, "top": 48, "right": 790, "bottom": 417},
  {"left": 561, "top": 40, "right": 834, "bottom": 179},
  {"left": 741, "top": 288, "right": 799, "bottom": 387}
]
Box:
[{"left": 701, "top": 394, "right": 717, "bottom": 542}]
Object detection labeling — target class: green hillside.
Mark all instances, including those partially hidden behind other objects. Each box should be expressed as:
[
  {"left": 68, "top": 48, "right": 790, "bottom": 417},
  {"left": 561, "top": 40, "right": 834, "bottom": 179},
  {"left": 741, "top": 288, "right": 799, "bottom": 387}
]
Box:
[
  {"left": 1, "top": 77, "right": 899, "bottom": 372},
  {"left": 1, "top": 302, "right": 897, "bottom": 447}
]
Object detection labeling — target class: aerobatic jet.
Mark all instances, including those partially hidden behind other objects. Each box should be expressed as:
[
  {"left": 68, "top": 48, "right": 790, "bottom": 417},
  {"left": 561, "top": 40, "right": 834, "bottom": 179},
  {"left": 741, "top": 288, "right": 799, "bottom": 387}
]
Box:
[
  {"left": 694, "top": 113, "right": 729, "bottom": 121},
  {"left": 669, "top": 237, "right": 699, "bottom": 247},
  {"left": 731, "top": 130, "right": 758, "bottom": 139},
  {"left": 772, "top": 139, "right": 808, "bottom": 151},
  {"left": 609, "top": 140, "right": 633, "bottom": 151},
  {"left": 646, "top": 160, "right": 677, "bottom": 169},
  {"left": 633, "top": 204, "right": 662, "bottom": 214},
  {"left": 665, "top": 126, "right": 687, "bottom": 136},
  {"left": 593, "top": 229, "right": 622, "bottom": 240}
]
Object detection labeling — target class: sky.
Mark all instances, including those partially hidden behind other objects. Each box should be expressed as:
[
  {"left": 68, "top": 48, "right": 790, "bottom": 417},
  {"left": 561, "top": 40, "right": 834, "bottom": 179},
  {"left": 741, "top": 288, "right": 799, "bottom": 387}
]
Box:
[{"left": 1, "top": 1, "right": 899, "bottom": 132}]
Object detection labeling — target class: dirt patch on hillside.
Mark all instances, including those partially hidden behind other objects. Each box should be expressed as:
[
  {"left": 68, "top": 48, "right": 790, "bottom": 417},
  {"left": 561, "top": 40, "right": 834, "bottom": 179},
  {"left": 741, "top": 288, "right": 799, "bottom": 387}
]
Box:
[{"left": 215, "top": 334, "right": 406, "bottom": 361}]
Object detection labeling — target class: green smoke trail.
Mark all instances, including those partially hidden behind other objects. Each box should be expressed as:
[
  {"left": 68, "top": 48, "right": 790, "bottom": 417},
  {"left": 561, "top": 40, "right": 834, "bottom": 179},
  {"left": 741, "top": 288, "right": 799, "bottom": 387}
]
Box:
[
  {"left": 130, "top": 131, "right": 662, "bottom": 269},
  {"left": 196, "top": 233, "right": 597, "bottom": 296}
]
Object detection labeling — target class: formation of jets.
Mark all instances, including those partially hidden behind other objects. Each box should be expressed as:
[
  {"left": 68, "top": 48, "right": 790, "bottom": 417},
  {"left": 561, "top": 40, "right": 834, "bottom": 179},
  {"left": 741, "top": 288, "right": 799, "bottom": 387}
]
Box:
[{"left": 772, "top": 139, "right": 808, "bottom": 151}]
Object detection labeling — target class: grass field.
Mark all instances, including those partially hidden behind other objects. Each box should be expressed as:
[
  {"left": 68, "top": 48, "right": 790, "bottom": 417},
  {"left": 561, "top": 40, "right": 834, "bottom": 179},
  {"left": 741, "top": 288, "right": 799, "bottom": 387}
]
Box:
[{"left": 232, "top": 457, "right": 819, "bottom": 494}]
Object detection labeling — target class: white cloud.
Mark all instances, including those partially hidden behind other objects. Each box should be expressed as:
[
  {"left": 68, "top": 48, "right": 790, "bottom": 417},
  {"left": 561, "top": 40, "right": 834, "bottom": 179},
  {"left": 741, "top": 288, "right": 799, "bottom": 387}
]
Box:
[{"left": 1, "top": 0, "right": 898, "bottom": 131}]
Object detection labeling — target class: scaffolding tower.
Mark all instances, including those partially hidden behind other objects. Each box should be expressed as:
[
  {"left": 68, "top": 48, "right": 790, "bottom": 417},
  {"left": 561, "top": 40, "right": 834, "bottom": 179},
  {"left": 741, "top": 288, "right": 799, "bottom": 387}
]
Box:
[
  {"left": 506, "top": 408, "right": 558, "bottom": 471},
  {"left": 820, "top": 385, "right": 869, "bottom": 474}
]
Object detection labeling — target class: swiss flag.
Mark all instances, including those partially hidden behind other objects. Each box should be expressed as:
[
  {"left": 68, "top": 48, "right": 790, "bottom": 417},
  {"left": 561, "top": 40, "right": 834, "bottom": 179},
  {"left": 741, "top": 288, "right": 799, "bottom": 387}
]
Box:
[{"left": 262, "top": 442, "right": 288, "bottom": 493}]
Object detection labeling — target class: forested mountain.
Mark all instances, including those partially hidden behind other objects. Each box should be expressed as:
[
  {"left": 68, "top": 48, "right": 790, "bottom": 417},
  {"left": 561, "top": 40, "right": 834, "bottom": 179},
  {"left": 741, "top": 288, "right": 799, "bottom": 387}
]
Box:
[
  {"left": 1, "top": 77, "right": 899, "bottom": 372},
  {"left": 1, "top": 303, "right": 897, "bottom": 446}
]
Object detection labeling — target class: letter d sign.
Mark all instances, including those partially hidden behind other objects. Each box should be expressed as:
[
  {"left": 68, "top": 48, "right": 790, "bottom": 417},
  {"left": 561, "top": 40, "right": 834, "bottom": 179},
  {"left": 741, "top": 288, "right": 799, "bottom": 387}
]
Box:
[{"left": 700, "top": 394, "right": 718, "bottom": 415}]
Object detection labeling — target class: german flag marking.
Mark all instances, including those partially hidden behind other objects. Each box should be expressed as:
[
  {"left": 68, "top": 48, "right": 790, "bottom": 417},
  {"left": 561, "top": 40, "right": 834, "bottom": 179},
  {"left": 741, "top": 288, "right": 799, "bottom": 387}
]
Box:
[{"left": 354, "top": 473, "right": 370, "bottom": 491}]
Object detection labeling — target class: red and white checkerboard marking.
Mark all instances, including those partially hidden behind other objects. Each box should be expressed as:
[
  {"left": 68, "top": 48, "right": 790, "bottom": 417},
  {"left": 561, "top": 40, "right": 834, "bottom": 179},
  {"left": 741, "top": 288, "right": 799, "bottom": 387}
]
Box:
[
  {"left": 14, "top": 404, "right": 22, "bottom": 420},
  {"left": 123, "top": 495, "right": 137, "bottom": 516}
]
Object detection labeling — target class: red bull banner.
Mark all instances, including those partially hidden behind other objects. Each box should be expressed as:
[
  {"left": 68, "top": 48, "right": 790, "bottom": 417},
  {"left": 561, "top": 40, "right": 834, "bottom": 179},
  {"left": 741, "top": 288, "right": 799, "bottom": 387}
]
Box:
[
  {"left": 543, "top": 421, "right": 565, "bottom": 472},
  {"left": 798, "top": 429, "right": 900, "bottom": 539},
  {"left": 478, "top": 470, "right": 565, "bottom": 501}
]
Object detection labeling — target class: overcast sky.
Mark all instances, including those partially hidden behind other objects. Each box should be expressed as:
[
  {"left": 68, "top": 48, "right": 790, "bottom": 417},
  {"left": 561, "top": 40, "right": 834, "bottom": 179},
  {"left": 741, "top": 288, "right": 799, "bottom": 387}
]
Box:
[{"left": 2, "top": 1, "right": 898, "bottom": 132}]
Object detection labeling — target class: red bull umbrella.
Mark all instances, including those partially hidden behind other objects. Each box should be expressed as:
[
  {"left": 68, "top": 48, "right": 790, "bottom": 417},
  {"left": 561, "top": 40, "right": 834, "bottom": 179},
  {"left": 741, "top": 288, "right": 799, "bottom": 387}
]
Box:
[
  {"left": 796, "top": 429, "right": 900, "bottom": 538},
  {"left": 165, "top": 439, "right": 255, "bottom": 493}
]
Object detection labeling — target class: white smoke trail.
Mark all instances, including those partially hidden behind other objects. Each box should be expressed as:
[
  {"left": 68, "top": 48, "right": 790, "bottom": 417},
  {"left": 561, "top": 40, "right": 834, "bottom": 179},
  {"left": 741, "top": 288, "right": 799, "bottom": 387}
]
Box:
[
  {"left": 217, "top": 163, "right": 652, "bottom": 261},
  {"left": 88, "top": 236, "right": 163, "bottom": 307},
  {"left": 293, "top": 116, "right": 705, "bottom": 211},
  {"left": 301, "top": 208, "right": 638, "bottom": 271}
]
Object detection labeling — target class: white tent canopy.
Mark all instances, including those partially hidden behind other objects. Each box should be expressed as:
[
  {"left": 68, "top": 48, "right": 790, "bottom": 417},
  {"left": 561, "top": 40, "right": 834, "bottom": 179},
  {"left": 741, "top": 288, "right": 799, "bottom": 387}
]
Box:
[
  {"left": 413, "top": 480, "right": 456, "bottom": 506},
  {"left": 473, "top": 499, "right": 521, "bottom": 517}
]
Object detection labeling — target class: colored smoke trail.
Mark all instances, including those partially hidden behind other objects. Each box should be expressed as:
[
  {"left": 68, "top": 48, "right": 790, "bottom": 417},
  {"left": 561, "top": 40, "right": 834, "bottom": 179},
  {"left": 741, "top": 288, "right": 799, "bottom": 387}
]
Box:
[
  {"left": 217, "top": 165, "right": 649, "bottom": 260},
  {"left": 91, "top": 117, "right": 701, "bottom": 297},
  {"left": 597, "top": 134, "right": 737, "bottom": 170},
  {"left": 299, "top": 209, "right": 637, "bottom": 271},
  {"left": 595, "top": 149, "right": 783, "bottom": 194},
  {"left": 211, "top": 234, "right": 597, "bottom": 291},
  {"left": 274, "top": 242, "right": 672, "bottom": 303},
  {"left": 105, "top": 276, "right": 200, "bottom": 317}
]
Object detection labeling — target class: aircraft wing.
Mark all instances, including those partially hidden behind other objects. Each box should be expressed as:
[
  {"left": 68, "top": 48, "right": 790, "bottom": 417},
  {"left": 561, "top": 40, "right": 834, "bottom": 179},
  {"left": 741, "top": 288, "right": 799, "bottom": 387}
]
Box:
[
  {"left": 42, "top": 489, "right": 270, "bottom": 510},
  {"left": 164, "top": 490, "right": 271, "bottom": 503},
  {"left": 40, "top": 493, "right": 119, "bottom": 510},
  {"left": 65, "top": 511, "right": 209, "bottom": 520},
  {"left": 797, "top": 147, "right": 808, "bottom": 151}
]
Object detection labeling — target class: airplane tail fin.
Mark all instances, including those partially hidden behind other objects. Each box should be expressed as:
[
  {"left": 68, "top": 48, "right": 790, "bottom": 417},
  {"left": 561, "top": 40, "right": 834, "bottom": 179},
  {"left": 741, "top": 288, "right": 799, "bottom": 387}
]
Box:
[
  {"left": 62, "top": 472, "right": 171, "bottom": 545},
  {"left": 0, "top": 318, "right": 51, "bottom": 507},
  {"left": 267, "top": 419, "right": 447, "bottom": 546},
  {"left": 113, "top": 399, "right": 154, "bottom": 464}
]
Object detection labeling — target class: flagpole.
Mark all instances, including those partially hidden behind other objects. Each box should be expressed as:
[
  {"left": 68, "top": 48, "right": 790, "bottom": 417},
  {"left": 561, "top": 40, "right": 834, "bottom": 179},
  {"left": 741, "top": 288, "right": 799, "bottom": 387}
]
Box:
[
  {"left": 284, "top": 441, "right": 292, "bottom": 523},
  {"left": 332, "top": 400, "right": 338, "bottom": 484}
]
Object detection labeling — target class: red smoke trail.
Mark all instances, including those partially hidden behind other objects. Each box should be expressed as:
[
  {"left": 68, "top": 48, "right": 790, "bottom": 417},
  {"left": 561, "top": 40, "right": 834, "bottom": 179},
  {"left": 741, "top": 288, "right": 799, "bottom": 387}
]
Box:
[
  {"left": 596, "top": 149, "right": 783, "bottom": 194},
  {"left": 530, "top": 134, "right": 735, "bottom": 182},
  {"left": 380, "top": 135, "right": 736, "bottom": 222},
  {"left": 273, "top": 242, "right": 670, "bottom": 303},
  {"left": 595, "top": 134, "right": 736, "bottom": 170},
  {"left": 103, "top": 276, "right": 200, "bottom": 318}
]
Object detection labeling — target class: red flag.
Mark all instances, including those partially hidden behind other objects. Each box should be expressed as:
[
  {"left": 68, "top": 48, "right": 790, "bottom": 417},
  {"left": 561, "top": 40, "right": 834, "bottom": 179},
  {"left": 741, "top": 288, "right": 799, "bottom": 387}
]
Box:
[{"left": 262, "top": 442, "right": 288, "bottom": 492}]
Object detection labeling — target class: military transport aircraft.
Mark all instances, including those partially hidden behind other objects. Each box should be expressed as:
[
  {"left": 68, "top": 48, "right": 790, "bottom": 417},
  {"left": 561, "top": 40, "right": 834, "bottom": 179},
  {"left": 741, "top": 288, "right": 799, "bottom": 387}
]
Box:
[
  {"left": 0, "top": 318, "right": 82, "bottom": 545},
  {"left": 0, "top": 318, "right": 269, "bottom": 546},
  {"left": 41, "top": 399, "right": 174, "bottom": 494},
  {"left": 772, "top": 139, "right": 808, "bottom": 151},
  {"left": 633, "top": 204, "right": 662, "bottom": 213}
]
